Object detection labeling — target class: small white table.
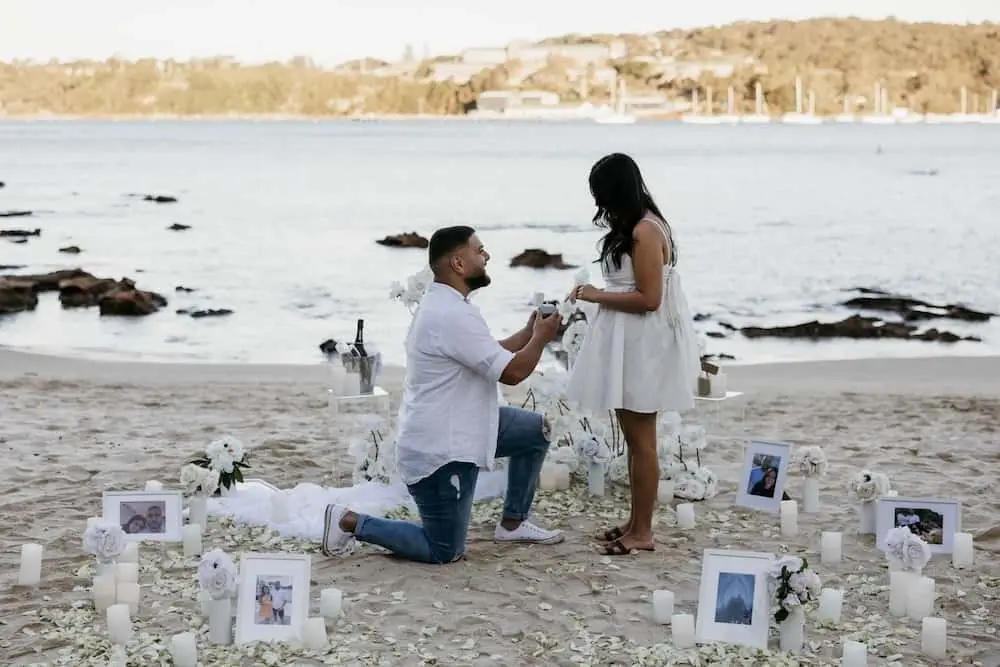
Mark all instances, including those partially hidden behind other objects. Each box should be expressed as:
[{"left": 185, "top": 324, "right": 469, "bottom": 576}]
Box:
[
  {"left": 692, "top": 391, "right": 749, "bottom": 441},
  {"left": 327, "top": 386, "right": 392, "bottom": 419}
]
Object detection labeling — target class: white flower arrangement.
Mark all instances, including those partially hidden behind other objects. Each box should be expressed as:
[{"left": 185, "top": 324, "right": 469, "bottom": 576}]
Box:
[
  {"left": 561, "top": 319, "right": 588, "bottom": 359},
  {"left": 847, "top": 469, "right": 891, "bottom": 503},
  {"left": 83, "top": 520, "right": 127, "bottom": 564},
  {"left": 573, "top": 430, "right": 612, "bottom": 466},
  {"left": 389, "top": 266, "right": 433, "bottom": 314},
  {"left": 189, "top": 435, "right": 251, "bottom": 492},
  {"left": 179, "top": 463, "right": 220, "bottom": 497},
  {"left": 884, "top": 525, "right": 932, "bottom": 572},
  {"left": 768, "top": 555, "right": 822, "bottom": 624},
  {"left": 348, "top": 414, "right": 394, "bottom": 485},
  {"left": 198, "top": 548, "right": 238, "bottom": 600},
  {"left": 793, "top": 445, "right": 828, "bottom": 478}
]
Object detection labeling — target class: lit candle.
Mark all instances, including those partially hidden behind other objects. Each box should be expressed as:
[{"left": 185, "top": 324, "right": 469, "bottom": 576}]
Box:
[
  {"left": 907, "top": 576, "right": 935, "bottom": 621},
  {"left": 17, "top": 543, "right": 43, "bottom": 587},
  {"left": 657, "top": 478, "right": 675, "bottom": 503},
  {"left": 780, "top": 500, "right": 798, "bottom": 537},
  {"left": 587, "top": 462, "right": 605, "bottom": 496},
  {"left": 119, "top": 542, "right": 139, "bottom": 564},
  {"left": 816, "top": 588, "right": 843, "bottom": 623},
  {"left": 952, "top": 532, "right": 974, "bottom": 568},
  {"left": 182, "top": 524, "right": 203, "bottom": 557},
  {"left": 675, "top": 503, "right": 696, "bottom": 530},
  {"left": 144, "top": 480, "right": 164, "bottom": 491},
  {"left": 93, "top": 574, "right": 117, "bottom": 613},
  {"left": 708, "top": 372, "right": 727, "bottom": 398},
  {"left": 841, "top": 639, "right": 868, "bottom": 666},
  {"left": 651, "top": 589, "right": 674, "bottom": 624},
  {"left": 671, "top": 613, "right": 695, "bottom": 648},
  {"left": 301, "top": 617, "right": 329, "bottom": 650},
  {"left": 320, "top": 587, "right": 343, "bottom": 619},
  {"left": 116, "top": 582, "right": 140, "bottom": 616},
  {"left": 888, "top": 571, "right": 913, "bottom": 616},
  {"left": 802, "top": 478, "right": 820, "bottom": 513},
  {"left": 271, "top": 492, "right": 290, "bottom": 523},
  {"left": 106, "top": 603, "right": 132, "bottom": 646},
  {"left": 821, "top": 531, "right": 842, "bottom": 565},
  {"left": 921, "top": 617, "right": 947, "bottom": 660},
  {"left": 169, "top": 631, "right": 198, "bottom": 667},
  {"left": 115, "top": 562, "right": 138, "bottom": 585}
]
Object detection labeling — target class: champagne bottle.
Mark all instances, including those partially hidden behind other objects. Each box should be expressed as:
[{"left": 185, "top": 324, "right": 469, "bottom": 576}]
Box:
[{"left": 353, "top": 318, "right": 368, "bottom": 357}]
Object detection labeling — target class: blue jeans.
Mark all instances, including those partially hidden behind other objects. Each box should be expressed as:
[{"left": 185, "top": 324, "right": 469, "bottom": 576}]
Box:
[{"left": 352, "top": 406, "right": 549, "bottom": 564}]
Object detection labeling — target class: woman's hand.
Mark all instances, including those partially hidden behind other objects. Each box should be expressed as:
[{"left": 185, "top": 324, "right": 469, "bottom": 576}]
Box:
[{"left": 571, "top": 283, "right": 601, "bottom": 303}]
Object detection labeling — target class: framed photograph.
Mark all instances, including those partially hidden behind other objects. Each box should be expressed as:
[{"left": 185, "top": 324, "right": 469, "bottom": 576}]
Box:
[
  {"left": 102, "top": 491, "right": 183, "bottom": 542},
  {"left": 235, "top": 553, "right": 311, "bottom": 645},
  {"left": 875, "top": 497, "right": 962, "bottom": 555},
  {"left": 735, "top": 440, "right": 791, "bottom": 513},
  {"left": 695, "top": 549, "right": 773, "bottom": 649}
]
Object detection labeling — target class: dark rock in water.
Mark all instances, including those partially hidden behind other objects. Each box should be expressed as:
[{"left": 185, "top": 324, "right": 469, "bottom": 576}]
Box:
[
  {"left": 842, "top": 288, "right": 993, "bottom": 323},
  {"left": 98, "top": 279, "right": 167, "bottom": 316},
  {"left": 319, "top": 339, "right": 340, "bottom": 356},
  {"left": 167, "top": 223, "right": 191, "bottom": 231},
  {"left": 0, "top": 210, "right": 33, "bottom": 218},
  {"left": 376, "top": 232, "right": 428, "bottom": 248},
  {"left": 705, "top": 331, "right": 726, "bottom": 338},
  {"left": 59, "top": 245, "right": 82, "bottom": 254},
  {"left": 741, "top": 314, "right": 978, "bottom": 343},
  {"left": 0, "top": 181, "right": 5, "bottom": 188},
  {"left": 59, "top": 274, "right": 120, "bottom": 308},
  {"left": 510, "top": 248, "right": 577, "bottom": 270},
  {"left": 0, "top": 279, "right": 38, "bottom": 314},
  {"left": 175, "top": 285, "right": 196, "bottom": 293},
  {"left": 0, "top": 265, "right": 25, "bottom": 270},
  {"left": 143, "top": 195, "right": 177, "bottom": 203},
  {"left": 1, "top": 268, "right": 91, "bottom": 292},
  {"left": 10, "top": 238, "right": 26, "bottom": 244},
  {"left": 702, "top": 353, "right": 735, "bottom": 362},
  {"left": 0, "top": 228, "right": 40, "bottom": 237},
  {"left": 176, "top": 308, "right": 233, "bottom": 318}
]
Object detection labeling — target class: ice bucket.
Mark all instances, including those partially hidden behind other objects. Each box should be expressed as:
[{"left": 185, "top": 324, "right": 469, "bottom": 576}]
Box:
[{"left": 339, "top": 351, "right": 382, "bottom": 395}]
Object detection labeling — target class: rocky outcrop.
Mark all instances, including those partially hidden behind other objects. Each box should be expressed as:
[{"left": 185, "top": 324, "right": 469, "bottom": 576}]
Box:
[
  {"left": 168, "top": 223, "right": 191, "bottom": 231},
  {"left": 0, "top": 228, "right": 39, "bottom": 237},
  {"left": 143, "top": 195, "right": 177, "bottom": 203},
  {"left": 177, "top": 308, "right": 233, "bottom": 318},
  {"left": 376, "top": 232, "right": 428, "bottom": 249},
  {"left": 0, "top": 269, "right": 166, "bottom": 316},
  {"left": 0, "top": 210, "right": 32, "bottom": 218},
  {"left": 98, "top": 279, "right": 167, "bottom": 316},
  {"left": 58, "top": 274, "right": 120, "bottom": 308},
  {"left": 0, "top": 279, "right": 37, "bottom": 313},
  {"left": 510, "top": 249, "right": 577, "bottom": 270},
  {"left": 59, "top": 245, "right": 82, "bottom": 254},
  {"left": 741, "top": 314, "right": 979, "bottom": 343},
  {"left": 841, "top": 287, "right": 993, "bottom": 322}
]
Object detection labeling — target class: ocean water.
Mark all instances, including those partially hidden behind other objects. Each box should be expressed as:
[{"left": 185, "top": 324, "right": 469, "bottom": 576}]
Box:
[{"left": 1, "top": 119, "right": 998, "bottom": 367}]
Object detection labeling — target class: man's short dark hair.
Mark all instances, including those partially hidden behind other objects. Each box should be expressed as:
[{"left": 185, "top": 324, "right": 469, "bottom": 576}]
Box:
[{"left": 428, "top": 225, "right": 476, "bottom": 270}]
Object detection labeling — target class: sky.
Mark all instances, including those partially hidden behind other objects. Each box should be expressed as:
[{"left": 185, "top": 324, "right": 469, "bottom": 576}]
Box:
[{"left": 1, "top": 0, "right": 997, "bottom": 65}]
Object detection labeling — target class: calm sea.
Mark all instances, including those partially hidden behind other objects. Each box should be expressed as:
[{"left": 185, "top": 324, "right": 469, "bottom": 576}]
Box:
[{"left": 1, "top": 119, "right": 998, "bottom": 367}]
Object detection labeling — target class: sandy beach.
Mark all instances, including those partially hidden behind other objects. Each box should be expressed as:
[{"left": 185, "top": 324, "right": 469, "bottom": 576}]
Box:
[{"left": 1, "top": 348, "right": 998, "bottom": 666}]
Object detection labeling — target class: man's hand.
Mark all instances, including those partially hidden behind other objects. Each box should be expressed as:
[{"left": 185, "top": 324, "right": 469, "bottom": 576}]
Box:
[
  {"left": 532, "top": 312, "right": 562, "bottom": 343},
  {"left": 524, "top": 309, "right": 537, "bottom": 332}
]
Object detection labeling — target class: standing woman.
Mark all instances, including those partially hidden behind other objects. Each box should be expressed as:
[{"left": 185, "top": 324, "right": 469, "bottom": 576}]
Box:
[{"left": 566, "top": 153, "right": 700, "bottom": 555}]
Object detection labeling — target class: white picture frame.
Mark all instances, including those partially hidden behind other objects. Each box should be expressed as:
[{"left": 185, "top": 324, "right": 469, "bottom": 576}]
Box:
[
  {"left": 875, "top": 497, "right": 962, "bottom": 555},
  {"left": 735, "top": 440, "right": 791, "bottom": 513},
  {"left": 695, "top": 548, "right": 774, "bottom": 649},
  {"left": 235, "top": 553, "right": 311, "bottom": 645},
  {"left": 102, "top": 491, "right": 183, "bottom": 542}
]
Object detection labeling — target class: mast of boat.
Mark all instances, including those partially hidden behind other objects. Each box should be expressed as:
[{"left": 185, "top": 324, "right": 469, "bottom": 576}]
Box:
[
  {"left": 755, "top": 81, "right": 764, "bottom": 115},
  {"left": 961, "top": 86, "right": 968, "bottom": 114},
  {"left": 874, "top": 82, "right": 881, "bottom": 115},
  {"left": 795, "top": 76, "right": 803, "bottom": 114},
  {"left": 728, "top": 85, "right": 735, "bottom": 115}
]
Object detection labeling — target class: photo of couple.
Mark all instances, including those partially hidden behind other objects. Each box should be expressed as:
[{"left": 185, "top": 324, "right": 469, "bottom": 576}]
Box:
[
  {"left": 119, "top": 500, "right": 166, "bottom": 535},
  {"left": 254, "top": 576, "right": 293, "bottom": 626}
]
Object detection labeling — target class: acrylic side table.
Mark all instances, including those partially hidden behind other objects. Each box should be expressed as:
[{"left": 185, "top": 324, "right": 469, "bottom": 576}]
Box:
[{"left": 327, "top": 386, "right": 392, "bottom": 420}]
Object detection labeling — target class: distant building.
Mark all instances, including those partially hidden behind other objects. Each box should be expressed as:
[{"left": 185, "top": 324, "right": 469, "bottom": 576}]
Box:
[{"left": 473, "top": 89, "right": 563, "bottom": 115}]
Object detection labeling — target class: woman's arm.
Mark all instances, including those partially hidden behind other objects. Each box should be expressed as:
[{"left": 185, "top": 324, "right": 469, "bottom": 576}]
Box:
[{"left": 582, "top": 221, "right": 665, "bottom": 314}]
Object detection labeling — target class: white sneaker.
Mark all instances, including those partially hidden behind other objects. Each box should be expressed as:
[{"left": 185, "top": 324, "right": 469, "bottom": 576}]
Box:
[
  {"left": 321, "top": 504, "right": 356, "bottom": 557},
  {"left": 494, "top": 521, "right": 565, "bottom": 545}
]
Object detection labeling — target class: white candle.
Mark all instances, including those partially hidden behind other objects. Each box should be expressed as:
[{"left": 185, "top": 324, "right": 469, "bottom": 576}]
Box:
[
  {"left": 144, "top": 480, "right": 164, "bottom": 491},
  {"left": 199, "top": 589, "right": 212, "bottom": 617},
  {"left": 587, "top": 461, "right": 605, "bottom": 496},
  {"left": 189, "top": 496, "right": 208, "bottom": 527},
  {"left": 888, "top": 571, "right": 913, "bottom": 616},
  {"left": 676, "top": 503, "right": 696, "bottom": 529},
  {"left": 671, "top": 613, "right": 695, "bottom": 648},
  {"left": 952, "top": 532, "right": 974, "bottom": 568},
  {"left": 320, "top": 587, "right": 344, "bottom": 619},
  {"left": 651, "top": 589, "right": 674, "bottom": 624},
  {"left": 301, "top": 617, "right": 329, "bottom": 650},
  {"left": 780, "top": 500, "right": 799, "bottom": 537},
  {"left": 115, "top": 562, "right": 138, "bottom": 585},
  {"left": 841, "top": 639, "right": 868, "bottom": 666},
  {"left": 821, "top": 531, "right": 842, "bottom": 565},
  {"left": 119, "top": 542, "right": 139, "bottom": 564},
  {"left": 921, "top": 617, "right": 947, "bottom": 660},
  {"left": 169, "top": 631, "right": 198, "bottom": 667},
  {"left": 208, "top": 597, "right": 233, "bottom": 644},
  {"left": 116, "top": 582, "right": 140, "bottom": 616},
  {"left": 182, "top": 523, "right": 203, "bottom": 557},
  {"left": 907, "top": 576, "right": 935, "bottom": 621},
  {"left": 817, "top": 588, "right": 843, "bottom": 623},
  {"left": 93, "top": 574, "right": 117, "bottom": 613},
  {"left": 17, "top": 543, "right": 43, "bottom": 586},
  {"left": 106, "top": 603, "right": 132, "bottom": 645},
  {"left": 657, "top": 478, "right": 675, "bottom": 503},
  {"left": 857, "top": 501, "right": 876, "bottom": 535},
  {"left": 802, "top": 477, "right": 820, "bottom": 513}
]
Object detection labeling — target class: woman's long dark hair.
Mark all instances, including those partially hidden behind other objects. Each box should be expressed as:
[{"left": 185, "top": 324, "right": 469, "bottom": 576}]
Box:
[{"left": 590, "top": 153, "right": 668, "bottom": 270}]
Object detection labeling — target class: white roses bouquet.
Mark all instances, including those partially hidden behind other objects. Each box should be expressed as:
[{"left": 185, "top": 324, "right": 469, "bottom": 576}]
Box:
[
  {"left": 561, "top": 320, "right": 588, "bottom": 359},
  {"left": 884, "top": 525, "right": 932, "bottom": 572},
  {"left": 189, "top": 435, "right": 250, "bottom": 492},
  {"left": 198, "top": 548, "right": 238, "bottom": 600},
  {"left": 348, "top": 414, "right": 393, "bottom": 485},
  {"left": 179, "top": 463, "right": 221, "bottom": 497},
  {"left": 847, "top": 469, "right": 891, "bottom": 503},
  {"left": 389, "top": 266, "right": 433, "bottom": 315},
  {"left": 83, "top": 520, "right": 127, "bottom": 564},
  {"left": 573, "top": 432, "right": 612, "bottom": 465},
  {"left": 769, "top": 555, "right": 822, "bottom": 623},
  {"left": 793, "top": 445, "right": 828, "bottom": 478}
]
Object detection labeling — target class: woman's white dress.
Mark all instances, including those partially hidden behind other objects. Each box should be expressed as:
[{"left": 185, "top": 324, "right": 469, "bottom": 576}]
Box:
[{"left": 566, "top": 216, "right": 701, "bottom": 414}]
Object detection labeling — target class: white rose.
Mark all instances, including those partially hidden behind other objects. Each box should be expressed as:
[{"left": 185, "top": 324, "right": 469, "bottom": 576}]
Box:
[
  {"left": 573, "top": 268, "right": 590, "bottom": 285},
  {"left": 388, "top": 281, "right": 405, "bottom": 300},
  {"left": 794, "top": 446, "right": 828, "bottom": 477},
  {"left": 198, "top": 548, "right": 238, "bottom": 600},
  {"left": 782, "top": 593, "right": 802, "bottom": 609},
  {"left": 562, "top": 320, "right": 588, "bottom": 357},
  {"left": 849, "top": 470, "right": 891, "bottom": 502},
  {"left": 902, "top": 533, "right": 931, "bottom": 571},
  {"left": 770, "top": 555, "right": 804, "bottom": 580},
  {"left": 197, "top": 468, "right": 221, "bottom": 497},
  {"left": 83, "top": 521, "right": 127, "bottom": 562}
]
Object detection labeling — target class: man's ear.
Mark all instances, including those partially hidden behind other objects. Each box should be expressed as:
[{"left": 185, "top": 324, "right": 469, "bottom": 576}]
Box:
[{"left": 449, "top": 253, "right": 464, "bottom": 274}]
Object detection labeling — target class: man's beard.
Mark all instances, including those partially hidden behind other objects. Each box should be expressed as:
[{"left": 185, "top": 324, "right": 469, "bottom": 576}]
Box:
[{"left": 465, "top": 270, "right": 491, "bottom": 291}]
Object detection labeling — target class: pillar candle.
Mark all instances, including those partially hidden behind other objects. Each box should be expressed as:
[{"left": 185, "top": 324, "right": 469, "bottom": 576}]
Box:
[
  {"left": 651, "top": 589, "right": 674, "bottom": 624},
  {"left": 921, "top": 617, "right": 947, "bottom": 660},
  {"left": 320, "top": 587, "right": 343, "bottom": 619},
  {"left": 93, "top": 574, "right": 117, "bottom": 613},
  {"left": 116, "top": 582, "right": 140, "bottom": 616},
  {"left": 671, "top": 613, "right": 695, "bottom": 648},
  {"left": 907, "top": 576, "right": 935, "bottom": 621},
  {"left": 169, "top": 631, "right": 198, "bottom": 667},
  {"left": 802, "top": 478, "right": 820, "bottom": 513},
  {"left": 952, "top": 533, "right": 974, "bottom": 568},
  {"left": 657, "top": 478, "right": 675, "bottom": 503},
  {"left": 821, "top": 531, "right": 842, "bottom": 565},
  {"left": 106, "top": 603, "right": 132, "bottom": 645},
  {"left": 208, "top": 597, "right": 233, "bottom": 645},
  {"left": 780, "top": 500, "right": 798, "bottom": 537},
  {"left": 17, "top": 543, "right": 43, "bottom": 586},
  {"left": 817, "top": 588, "right": 843, "bottom": 623},
  {"left": 888, "top": 571, "right": 913, "bottom": 616},
  {"left": 144, "top": 480, "right": 164, "bottom": 491},
  {"left": 676, "top": 503, "right": 696, "bottom": 529},
  {"left": 841, "top": 639, "right": 868, "bottom": 666},
  {"left": 115, "top": 562, "right": 138, "bottom": 585},
  {"left": 182, "top": 523, "right": 203, "bottom": 557},
  {"left": 587, "top": 462, "right": 605, "bottom": 496},
  {"left": 119, "top": 542, "right": 139, "bottom": 564},
  {"left": 301, "top": 617, "right": 328, "bottom": 650}
]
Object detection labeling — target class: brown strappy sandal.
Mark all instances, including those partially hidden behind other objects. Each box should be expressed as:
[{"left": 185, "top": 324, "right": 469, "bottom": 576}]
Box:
[
  {"left": 598, "top": 538, "right": 656, "bottom": 556},
  {"left": 593, "top": 526, "right": 625, "bottom": 543}
]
